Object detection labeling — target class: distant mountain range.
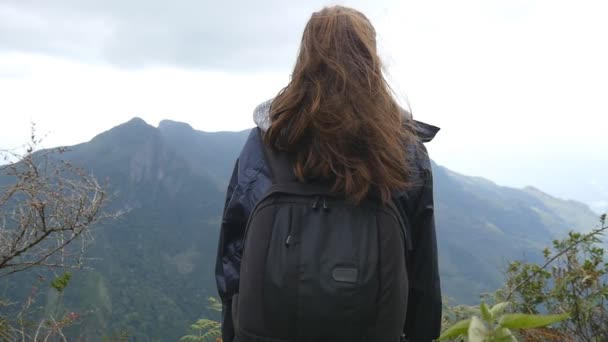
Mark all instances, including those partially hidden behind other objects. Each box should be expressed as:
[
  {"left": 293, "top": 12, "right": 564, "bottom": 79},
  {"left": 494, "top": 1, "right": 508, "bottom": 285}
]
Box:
[{"left": 3, "top": 118, "right": 601, "bottom": 341}]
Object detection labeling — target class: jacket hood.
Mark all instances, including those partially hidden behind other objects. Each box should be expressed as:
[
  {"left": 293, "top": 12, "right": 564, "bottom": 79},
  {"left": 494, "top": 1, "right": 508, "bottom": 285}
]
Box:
[{"left": 252, "top": 98, "right": 439, "bottom": 143}]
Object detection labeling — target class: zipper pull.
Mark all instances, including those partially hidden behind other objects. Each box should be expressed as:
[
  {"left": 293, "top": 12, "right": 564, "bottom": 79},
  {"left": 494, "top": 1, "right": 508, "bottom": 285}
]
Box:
[
  {"left": 312, "top": 196, "right": 320, "bottom": 209},
  {"left": 285, "top": 234, "right": 292, "bottom": 247},
  {"left": 323, "top": 197, "right": 329, "bottom": 210}
]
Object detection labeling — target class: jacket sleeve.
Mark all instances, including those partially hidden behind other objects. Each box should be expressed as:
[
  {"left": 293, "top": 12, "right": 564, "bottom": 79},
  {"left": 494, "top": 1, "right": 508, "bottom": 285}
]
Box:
[
  {"left": 215, "top": 159, "right": 247, "bottom": 342},
  {"left": 403, "top": 148, "right": 442, "bottom": 342}
]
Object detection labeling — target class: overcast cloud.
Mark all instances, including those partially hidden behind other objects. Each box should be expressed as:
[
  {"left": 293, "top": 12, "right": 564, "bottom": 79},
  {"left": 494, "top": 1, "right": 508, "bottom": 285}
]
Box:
[
  {"left": 0, "top": 0, "right": 388, "bottom": 70},
  {"left": 0, "top": 0, "right": 606, "bottom": 213}
]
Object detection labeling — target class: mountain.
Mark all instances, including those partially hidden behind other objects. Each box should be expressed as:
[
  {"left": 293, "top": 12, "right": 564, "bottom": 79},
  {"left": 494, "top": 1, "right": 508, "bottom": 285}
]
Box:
[
  {"left": 156, "top": 119, "right": 250, "bottom": 188},
  {"left": 2, "top": 118, "right": 600, "bottom": 341},
  {"left": 432, "top": 164, "right": 599, "bottom": 302}
]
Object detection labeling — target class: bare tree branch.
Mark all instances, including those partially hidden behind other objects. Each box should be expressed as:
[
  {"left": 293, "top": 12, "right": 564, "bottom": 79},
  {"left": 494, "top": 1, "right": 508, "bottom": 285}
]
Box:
[
  {"left": 505, "top": 221, "right": 608, "bottom": 302},
  {"left": 0, "top": 129, "right": 117, "bottom": 278}
]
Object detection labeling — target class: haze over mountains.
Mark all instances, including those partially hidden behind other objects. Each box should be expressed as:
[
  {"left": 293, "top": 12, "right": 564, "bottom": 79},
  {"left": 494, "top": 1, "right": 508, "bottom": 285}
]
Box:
[{"left": 3, "top": 118, "right": 601, "bottom": 341}]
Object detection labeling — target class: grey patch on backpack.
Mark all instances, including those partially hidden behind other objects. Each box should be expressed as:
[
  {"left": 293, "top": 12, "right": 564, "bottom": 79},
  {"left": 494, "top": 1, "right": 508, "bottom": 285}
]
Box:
[{"left": 332, "top": 267, "right": 358, "bottom": 283}]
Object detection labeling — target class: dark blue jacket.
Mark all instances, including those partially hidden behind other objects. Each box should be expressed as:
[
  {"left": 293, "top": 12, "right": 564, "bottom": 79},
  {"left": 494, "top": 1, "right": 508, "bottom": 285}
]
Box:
[{"left": 215, "top": 100, "right": 442, "bottom": 342}]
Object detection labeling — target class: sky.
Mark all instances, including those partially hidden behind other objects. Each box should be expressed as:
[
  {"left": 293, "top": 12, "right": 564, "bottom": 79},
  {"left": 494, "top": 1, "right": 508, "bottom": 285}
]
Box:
[{"left": 0, "top": 0, "right": 606, "bottom": 213}]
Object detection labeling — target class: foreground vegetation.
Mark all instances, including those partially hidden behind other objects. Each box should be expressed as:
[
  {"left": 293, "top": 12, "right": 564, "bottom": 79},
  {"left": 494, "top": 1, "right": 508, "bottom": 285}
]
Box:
[{"left": 440, "top": 214, "right": 607, "bottom": 341}]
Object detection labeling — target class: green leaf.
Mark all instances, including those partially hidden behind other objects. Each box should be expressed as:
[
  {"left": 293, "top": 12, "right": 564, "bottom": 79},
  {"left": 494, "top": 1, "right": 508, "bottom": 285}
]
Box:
[
  {"left": 480, "top": 302, "right": 492, "bottom": 322},
  {"left": 437, "top": 319, "right": 471, "bottom": 341},
  {"left": 201, "top": 329, "right": 221, "bottom": 342},
  {"left": 490, "top": 302, "right": 510, "bottom": 318},
  {"left": 207, "top": 297, "right": 222, "bottom": 312},
  {"left": 50, "top": 272, "right": 72, "bottom": 292},
  {"left": 494, "top": 327, "right": 517, "bottom": 342},
  {"left": 499, "top": 313, "right": 569, "bottom": 329},
  {"left": 468, "top": 316, "right": 488, "bottom": 342}
]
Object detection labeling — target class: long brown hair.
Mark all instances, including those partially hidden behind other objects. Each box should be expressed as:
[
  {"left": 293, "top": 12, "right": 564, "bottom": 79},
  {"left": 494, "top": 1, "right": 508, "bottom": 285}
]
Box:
[{"left": 265, "top": 5, "right": 416, "bottom": 204}]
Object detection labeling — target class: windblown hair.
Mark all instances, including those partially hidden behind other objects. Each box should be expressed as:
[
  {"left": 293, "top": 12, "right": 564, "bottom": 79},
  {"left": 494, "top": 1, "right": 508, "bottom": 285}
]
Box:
[{"left": 265, "top": 5, "right": 416, "bottom": 204}]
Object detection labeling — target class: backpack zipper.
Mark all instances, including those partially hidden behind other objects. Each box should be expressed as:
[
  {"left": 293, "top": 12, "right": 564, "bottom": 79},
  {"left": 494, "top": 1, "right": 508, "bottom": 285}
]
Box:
[
  {"left": 287, "top": 196, "right": 322, "bottom": 247},
  {"left": 312, "top": 196, "right": 320, "bottom": 209},
  {"left": 245, "top": 193, "right": 327, "bottom": 250}
]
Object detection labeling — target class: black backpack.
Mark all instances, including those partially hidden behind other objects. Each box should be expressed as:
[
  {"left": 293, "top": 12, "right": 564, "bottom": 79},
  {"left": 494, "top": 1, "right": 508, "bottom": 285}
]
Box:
[{"left": 232, "top": 130, "right": 410, "bottom": 342}]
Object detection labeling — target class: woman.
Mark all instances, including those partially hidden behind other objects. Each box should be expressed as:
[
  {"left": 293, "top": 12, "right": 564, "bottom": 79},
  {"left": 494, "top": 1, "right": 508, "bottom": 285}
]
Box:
[{"left": 215, "top": 6, "right": 441, "bottom": 342}]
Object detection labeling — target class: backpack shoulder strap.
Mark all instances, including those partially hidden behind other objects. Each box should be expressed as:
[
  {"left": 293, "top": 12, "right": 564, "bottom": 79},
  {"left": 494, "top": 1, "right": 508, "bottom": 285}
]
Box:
[
  {"left": 389, "top": 196, "right": 414, "bottom": 252},
  {"left": 257, "top": 127, "right": 297, "bottom": 184}
]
